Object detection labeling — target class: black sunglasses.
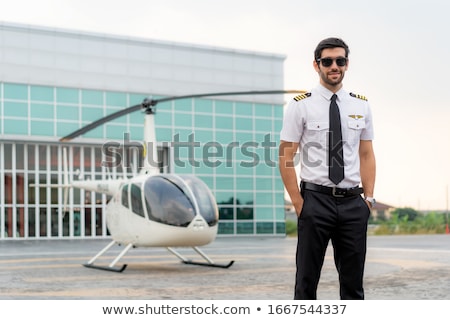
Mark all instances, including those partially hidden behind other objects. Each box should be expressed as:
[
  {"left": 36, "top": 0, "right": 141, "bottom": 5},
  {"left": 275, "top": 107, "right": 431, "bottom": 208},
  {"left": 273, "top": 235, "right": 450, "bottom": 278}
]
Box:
[{"left": 317, "top": 57, "right": 348, "bottom": 67}]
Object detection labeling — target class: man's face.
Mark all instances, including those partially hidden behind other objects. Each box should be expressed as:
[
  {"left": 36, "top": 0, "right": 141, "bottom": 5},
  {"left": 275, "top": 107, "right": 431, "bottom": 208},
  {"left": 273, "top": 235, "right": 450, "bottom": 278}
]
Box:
[{"left": 313, "top": 47, "right": 348, "bottom": 90}]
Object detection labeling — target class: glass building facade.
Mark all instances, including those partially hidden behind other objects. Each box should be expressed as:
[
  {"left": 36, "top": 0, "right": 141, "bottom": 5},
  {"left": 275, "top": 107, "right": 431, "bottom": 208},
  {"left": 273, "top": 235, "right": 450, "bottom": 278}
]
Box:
[{"left": 0, "top": 22, "right": 288, "bottom": 239}]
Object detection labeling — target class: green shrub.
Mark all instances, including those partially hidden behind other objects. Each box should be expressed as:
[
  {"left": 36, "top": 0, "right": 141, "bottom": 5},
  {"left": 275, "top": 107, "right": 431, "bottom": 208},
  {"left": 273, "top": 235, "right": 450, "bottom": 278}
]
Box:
[
  {"left": 285, "top": 220, "right": 297, "bottom": 236},
  {"left": 373, "top": 211, "right": 446, "bottom": 235}
]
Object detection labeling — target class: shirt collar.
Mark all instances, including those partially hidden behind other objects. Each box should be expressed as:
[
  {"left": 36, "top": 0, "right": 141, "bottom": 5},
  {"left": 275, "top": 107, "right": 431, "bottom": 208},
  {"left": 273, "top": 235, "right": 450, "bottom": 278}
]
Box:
[{"left": 316, "top": 84, "right": 347, "bottom": 102}]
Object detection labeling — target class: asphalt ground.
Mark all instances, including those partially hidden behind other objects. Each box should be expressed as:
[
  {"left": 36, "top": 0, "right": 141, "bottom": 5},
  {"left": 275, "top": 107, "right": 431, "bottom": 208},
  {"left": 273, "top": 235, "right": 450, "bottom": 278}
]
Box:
[{"left": 0, "top": 234, "right": 449, "bottom": 300}]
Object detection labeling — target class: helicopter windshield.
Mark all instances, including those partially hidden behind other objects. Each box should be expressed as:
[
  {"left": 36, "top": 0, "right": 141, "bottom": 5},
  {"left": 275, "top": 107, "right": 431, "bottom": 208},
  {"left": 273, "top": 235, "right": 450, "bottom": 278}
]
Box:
[
  {"left": 163, "top": 175, "right": 218, "bottom": 226},
  {"left": 143, "top": 175, "right": 218, "bottom": 227},
  {"left": 143, "top": 176, "right": 195, "bottom": 227}
]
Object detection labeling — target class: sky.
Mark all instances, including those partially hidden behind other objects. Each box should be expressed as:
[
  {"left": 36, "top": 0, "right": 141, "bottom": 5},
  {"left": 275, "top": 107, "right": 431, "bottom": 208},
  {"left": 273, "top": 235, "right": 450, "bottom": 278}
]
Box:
[{"left": 1, "top": 0, "right": 450, "bottom": 211}]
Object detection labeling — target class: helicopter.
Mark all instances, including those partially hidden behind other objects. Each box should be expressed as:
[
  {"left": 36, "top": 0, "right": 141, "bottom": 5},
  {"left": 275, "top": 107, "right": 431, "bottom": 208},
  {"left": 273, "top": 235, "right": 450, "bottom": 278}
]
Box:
[{"left": 38, "top": 89, "right": 306, "bottom": 272}]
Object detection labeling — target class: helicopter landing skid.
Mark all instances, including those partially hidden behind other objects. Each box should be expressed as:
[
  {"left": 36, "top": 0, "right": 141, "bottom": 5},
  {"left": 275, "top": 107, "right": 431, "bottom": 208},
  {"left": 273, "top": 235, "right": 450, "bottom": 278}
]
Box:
[
  {"left": 167, "top": 246, "right": 235, "bottom": 269},
  {"left": 83, "top": 263, "right": 127, "bottom": 273},
  {"left": 82, "top": 241, "right": 234, "bottom": 272},
  {"left": 82, "top": 240, "right": 132, "bottom": 273}
]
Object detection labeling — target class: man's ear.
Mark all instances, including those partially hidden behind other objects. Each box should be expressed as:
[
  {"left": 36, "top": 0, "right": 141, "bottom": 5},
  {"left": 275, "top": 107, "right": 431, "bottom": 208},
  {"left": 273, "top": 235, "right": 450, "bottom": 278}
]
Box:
[{"left": 313, "top": 60, "right": 320, "bottom": 72}]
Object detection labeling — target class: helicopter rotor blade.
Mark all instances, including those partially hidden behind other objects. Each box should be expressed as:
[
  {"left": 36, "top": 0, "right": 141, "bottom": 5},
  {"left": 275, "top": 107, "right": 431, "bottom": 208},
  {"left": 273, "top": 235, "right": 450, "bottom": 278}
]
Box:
[
  {"left": 152, "top": 89, "right": 306, "bottom": 104},
  {"left": 59, "top": 89, "right": 306, "bottom": 142},
  {"left": 60, "top": 104, "right": 142, "bottom": 142}
]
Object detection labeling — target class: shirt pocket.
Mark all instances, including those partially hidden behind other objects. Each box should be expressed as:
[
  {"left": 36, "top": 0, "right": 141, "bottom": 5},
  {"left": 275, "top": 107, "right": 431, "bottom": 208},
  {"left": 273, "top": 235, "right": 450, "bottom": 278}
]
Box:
[
  {"left": 346, "top": 119, "right": 366, "bottom": 144},
  {"left": 305, "top": 121, "right": 329, "bottom": 145}
]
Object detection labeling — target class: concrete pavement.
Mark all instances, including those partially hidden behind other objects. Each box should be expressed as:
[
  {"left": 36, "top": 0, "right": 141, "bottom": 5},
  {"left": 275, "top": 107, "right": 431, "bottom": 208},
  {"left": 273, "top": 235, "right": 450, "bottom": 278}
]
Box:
[{"left": 0, "top": 234, "right": 449, "bottom": 300}]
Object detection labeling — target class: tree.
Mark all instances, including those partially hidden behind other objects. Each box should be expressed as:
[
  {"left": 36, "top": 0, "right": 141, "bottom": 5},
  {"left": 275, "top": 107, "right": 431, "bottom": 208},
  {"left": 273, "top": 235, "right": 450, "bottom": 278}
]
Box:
[{"left": 391, "top": 207, "right": 419, "bottom": 221}]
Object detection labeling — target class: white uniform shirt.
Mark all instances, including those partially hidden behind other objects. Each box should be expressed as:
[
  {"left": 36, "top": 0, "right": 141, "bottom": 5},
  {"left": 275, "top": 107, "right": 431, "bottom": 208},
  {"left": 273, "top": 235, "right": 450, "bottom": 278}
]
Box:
[{"left": 280, "top": 84, "right": 374, "bottom": 188}]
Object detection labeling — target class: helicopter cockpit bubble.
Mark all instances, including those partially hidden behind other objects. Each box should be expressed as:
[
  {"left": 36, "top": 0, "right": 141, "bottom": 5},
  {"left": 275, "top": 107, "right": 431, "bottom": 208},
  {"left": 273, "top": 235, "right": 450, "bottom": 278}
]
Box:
[
  {"left": 143, "top": 175, "right": 218, "bottom": 227},
  {"left": 163, "top": 175, "right": 219, "bottom": 226}
]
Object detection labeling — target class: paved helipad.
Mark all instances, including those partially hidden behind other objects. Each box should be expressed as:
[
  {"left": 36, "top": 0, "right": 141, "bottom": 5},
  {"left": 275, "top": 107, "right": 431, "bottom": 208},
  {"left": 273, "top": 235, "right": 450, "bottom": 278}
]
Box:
[{"left": 1, "top": 234, "right": 449, "bottom": 300}]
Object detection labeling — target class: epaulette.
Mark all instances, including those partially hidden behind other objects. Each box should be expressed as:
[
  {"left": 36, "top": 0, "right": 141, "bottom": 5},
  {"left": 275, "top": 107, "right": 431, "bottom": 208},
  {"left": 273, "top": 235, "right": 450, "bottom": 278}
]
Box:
[
  {"left": 293, "top": 92, "right": 311, "bottom": 101},
  {"left": 349, "top": 92, "right": 368, "bottom": 101}
]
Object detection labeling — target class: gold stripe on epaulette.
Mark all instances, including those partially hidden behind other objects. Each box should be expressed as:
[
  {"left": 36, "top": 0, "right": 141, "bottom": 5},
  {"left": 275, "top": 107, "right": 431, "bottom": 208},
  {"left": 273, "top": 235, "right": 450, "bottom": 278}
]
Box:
[
  {"left": 349, "top": 92, "right": 368, "bottom": 101},
  {"left": 293, "top": 92, "right": 311, "bottom": 101}
]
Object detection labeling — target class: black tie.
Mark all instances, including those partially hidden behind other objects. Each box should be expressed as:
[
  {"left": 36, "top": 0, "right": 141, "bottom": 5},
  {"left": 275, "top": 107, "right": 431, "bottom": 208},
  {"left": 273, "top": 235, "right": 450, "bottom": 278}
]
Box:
[{"left": 328, "top": 94, "right": 344, "bottom": 184}]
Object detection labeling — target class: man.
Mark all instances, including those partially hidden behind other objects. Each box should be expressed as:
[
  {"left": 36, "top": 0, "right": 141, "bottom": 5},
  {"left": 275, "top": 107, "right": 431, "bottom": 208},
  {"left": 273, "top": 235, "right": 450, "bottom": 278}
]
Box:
[{"left": 279, "top": 37, "right": 376, "bottom": 300}]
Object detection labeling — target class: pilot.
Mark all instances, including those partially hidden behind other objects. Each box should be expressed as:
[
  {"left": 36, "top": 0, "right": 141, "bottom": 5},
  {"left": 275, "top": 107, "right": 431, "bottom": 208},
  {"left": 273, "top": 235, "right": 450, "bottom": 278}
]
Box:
[{"left": 279, "top": 37, "right": 376, "bottom": 300}]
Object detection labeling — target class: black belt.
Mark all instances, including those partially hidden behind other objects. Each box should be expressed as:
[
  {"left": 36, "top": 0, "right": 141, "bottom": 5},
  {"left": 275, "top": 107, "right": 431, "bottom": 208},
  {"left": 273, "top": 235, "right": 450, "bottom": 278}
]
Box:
[{"left": 300, "top": 181, "right": 363, "bottom": 198}]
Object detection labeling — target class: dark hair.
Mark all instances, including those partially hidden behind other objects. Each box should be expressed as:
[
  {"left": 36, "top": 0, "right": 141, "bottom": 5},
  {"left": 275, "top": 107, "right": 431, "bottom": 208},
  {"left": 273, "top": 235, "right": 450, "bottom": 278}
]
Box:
[{"left": 314, "top": 37, "right": 350, "bottom": 61}]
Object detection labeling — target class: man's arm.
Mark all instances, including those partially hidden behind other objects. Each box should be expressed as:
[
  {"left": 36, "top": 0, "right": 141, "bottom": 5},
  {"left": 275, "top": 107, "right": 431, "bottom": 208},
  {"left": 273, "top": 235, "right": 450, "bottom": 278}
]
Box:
[
  {"left": 359, "top": 140, "right": 376, "bottom": 205},
  {"left": 279, "top": 140, "right": 303, "bottom": 216}
]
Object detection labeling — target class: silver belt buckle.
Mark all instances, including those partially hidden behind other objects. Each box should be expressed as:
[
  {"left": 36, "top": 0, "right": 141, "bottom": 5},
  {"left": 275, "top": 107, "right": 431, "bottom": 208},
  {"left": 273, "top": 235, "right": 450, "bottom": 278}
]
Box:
[{"left": 332, "top": 187, "right": 345, "bottom": 197}]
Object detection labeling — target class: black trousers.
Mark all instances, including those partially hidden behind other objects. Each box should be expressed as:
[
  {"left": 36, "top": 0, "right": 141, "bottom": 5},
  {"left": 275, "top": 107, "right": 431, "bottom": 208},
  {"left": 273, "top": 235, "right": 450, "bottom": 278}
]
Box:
[{"left": 294, "top": 189, "right": 370, "bottom": 300}]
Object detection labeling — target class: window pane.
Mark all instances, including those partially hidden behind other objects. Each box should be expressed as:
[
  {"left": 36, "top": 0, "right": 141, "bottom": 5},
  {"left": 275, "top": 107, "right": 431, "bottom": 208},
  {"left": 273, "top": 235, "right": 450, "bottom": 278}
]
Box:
[
  {"left": 255, "top": 207, "right": 273, "bottom": 219},
  {"left": 194, "top": 99, "right": 213, "bottom": 113},
  {"left": 215, "top": 116, "right": 233, "bottom": 130},
  {"left": 56, "top": 87, "right": 79, "bottom": 104},
  {"left": 4, "top": 83, "right": 28, "bottom": 100},
  {"left": 82, "top": 89, "right": 103, "bottom": 105},
  {"left": 273, "top": 105, "right": 284, "bottom": 118},
  {"left": 82, "top": 106, "right": 103, "bottom": 122},
  {"left": 254, "top": 103, "right": 272, "bottom": 117},
  {"left": 195, "top": 114, "right": 213, "bottom": 128},
  {"left": 254, "top": 118, "right": 272, "bottom": 131},
  {"left": 3, "top": 119, "right": 28, "bottom": 135},
  {"left": 130, "top": 184, "right": 145, "bottom": 218},
  {"left": 215, "top": 100, "right": 233, "bottom": 114},
  {"left": 16, "top": 144, "right": 25, "bottom": 170},
  {"left": 31, "top": 120, "right": 54, "bottom": 136},
  {"left": 27, "top": 145, "right": 36, "bottom": 171},
  {"left": 30, "top": 103, "right": 54, "bottom": 119},
  {"left": 276, "top": 222, "right": 286, "bottom": 234},
  {"left": 256, "top": 192, "right": 273, "bottom": 206},
  {"left": 174, "top": 98, "right": 192, "bottom": 112},
  {"left": 256, "top": 222, "right": 274, "bottom": 234},
  {"left": 105, "top": 91, "right": 127, "bottom": 107},
  {"left": 235, "top": 102, "right": 253, "bottom": 116},
  {"left": 235, "top": 192, "right": 253, "bottom": 205},
  {"left": 235, "top": 117, "right": 252, "bottom": 131},
  {"left": 218, "top": 222, "right": 234, "bottom": 234},
  {"left": 121, "top": 184, "right": 129, "bottom": 208},
  {"left": 155, "top": 111, "right": 172, "bottom": 126},
  {"left": 3, "top": 144, "right": 12, "bottom": 170},
  {"left": 30, "top": 85, "right": 53, "bottom": 102},
  {"left": 237, "top": 222, "right": 253, "bottom": 234},
  {"left": 56, "top": 105, "right": 79, "bottom": 121},
  {"left": 4, "top": 101, "right": 28, "bottom": 117},
  {"left": 237, "top": 207, "right": 253, "bottom": 220}
]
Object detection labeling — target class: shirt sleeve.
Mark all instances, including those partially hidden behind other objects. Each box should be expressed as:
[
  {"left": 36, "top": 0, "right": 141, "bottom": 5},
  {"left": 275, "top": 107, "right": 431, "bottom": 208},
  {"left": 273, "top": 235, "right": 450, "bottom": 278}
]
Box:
[
  {"left": 280, "top": 99, "right": 304, "bottom": 143},
  {"left": 360, "top": 102, "right": 374, "bottom": 140}
]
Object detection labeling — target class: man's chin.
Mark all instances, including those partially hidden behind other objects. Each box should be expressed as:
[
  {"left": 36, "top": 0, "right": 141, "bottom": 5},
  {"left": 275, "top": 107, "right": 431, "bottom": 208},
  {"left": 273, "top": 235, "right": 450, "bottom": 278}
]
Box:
[{"left": 325, "top": 77, "right": 343, "bottom": 87}]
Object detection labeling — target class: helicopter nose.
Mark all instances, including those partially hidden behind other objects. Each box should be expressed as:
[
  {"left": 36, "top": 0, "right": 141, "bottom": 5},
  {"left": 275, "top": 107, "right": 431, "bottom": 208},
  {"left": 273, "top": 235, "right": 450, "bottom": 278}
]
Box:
[{"left": 191, "top": 217, "right": 207, "bottom": 231}]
